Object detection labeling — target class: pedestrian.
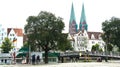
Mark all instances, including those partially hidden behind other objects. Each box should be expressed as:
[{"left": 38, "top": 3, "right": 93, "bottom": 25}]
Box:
[
  {"left": 1, "top": 59, "right": 3, "bottom": 63},
  {"left": 26, "top": 53, "right": 29, "bottom": 64},
  {"left": 5, "top": 59, "right": 7, "bottom": 64},
  {"left": 37, "top": 55, "right": 40, "bottom": 64},
  {"left": 32, "top": 54, "right": 35, "bottom": 65}
]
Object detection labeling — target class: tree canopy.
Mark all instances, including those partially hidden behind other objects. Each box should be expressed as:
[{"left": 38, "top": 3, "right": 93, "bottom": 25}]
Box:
[
  {"left": 57, "top": 33, "right": 73, "bottom": 51},
  {"left": 91, "top": 43, "right": 103, "bottom": 52},
  {"left": 0, "top": 38, "right": 13, "bottom": 53},
  {"left": 102, "top": 17, "right": 120, "bottom": 51},
  {"left": 24, "top": 11, "right": 66, "bottom": 63}
]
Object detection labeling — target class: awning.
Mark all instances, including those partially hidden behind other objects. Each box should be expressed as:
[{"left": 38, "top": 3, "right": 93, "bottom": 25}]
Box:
[
  {"left": 18, "top": 47, "right": 29, "bottom": 53},
  {"left": 16, "top": 47, "right": 29, "bottom": 58}
]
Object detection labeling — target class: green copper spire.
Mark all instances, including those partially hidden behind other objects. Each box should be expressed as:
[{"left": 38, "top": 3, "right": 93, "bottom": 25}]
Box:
[
  {"left": 69, "top": 3, "right": 78, "bottom": 35},
  {"left": 79, "top": 3, "right": 88, "bottom": 31},
  {"left": 70, "top": 3, "right": 76, "bottom": 23}
]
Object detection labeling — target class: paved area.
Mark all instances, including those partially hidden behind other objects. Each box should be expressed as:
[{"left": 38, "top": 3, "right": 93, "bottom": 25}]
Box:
[{"left": 0, "top": 61, "right": 120, "bottom": 67}]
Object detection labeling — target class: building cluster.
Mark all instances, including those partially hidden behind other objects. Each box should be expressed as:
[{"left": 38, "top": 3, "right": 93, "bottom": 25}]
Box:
[
  {"left": 68, "top": 3, "right": 105, "bottom": 52},
  {"left": 0, "top": 25, "right": 23, "bottom": 52},
  {"left": 0, "top": 3, "right": 105, "bottom": 53}
]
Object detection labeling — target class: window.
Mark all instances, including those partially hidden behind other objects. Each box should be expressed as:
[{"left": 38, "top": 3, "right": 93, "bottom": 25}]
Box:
[
  {"left": 92, "top": 41, "right": 95, "bottom": 44},
  {"left": 10, "top": 34, "right": 14, "bottom": 36},
  {"left": 2, "top": 33, "right": 3, "bottom": 36},
  {"left": 1, "top": 37, "right": 3, "bottom": 40},
  {"left": 2, "top": 28, "right": 4, "bottom": 31}
]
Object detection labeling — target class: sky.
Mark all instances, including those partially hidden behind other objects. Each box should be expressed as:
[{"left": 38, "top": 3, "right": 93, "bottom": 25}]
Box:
[{"left": 0, "top": 0, "right": 120, "bottom": 33}]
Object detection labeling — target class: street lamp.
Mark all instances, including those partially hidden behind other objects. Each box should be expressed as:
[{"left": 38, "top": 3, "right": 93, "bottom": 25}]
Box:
[{"left": 29, "top": 44, "right": 31, "bottom": 64}]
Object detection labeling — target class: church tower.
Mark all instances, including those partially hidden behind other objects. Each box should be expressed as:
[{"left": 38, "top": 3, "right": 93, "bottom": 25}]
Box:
[
  {"left": 69, "top": 3, "right": 78, "bottom": 35},
  {"left": 79, "top": 3, "right": 88, "bottom": 31}
]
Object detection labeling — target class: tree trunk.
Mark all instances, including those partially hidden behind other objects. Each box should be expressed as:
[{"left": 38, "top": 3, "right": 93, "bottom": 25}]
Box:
[{"left": 44, "top": 45, "right": 48, "bottom": 64}]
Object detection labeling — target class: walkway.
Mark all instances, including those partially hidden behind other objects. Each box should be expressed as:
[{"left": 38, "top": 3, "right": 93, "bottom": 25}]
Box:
[{"left": 0, "top": 61, "right": 120, "bottom": 67}]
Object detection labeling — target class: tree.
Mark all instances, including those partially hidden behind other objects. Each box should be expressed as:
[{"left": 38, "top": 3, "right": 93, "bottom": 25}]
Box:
[
  {"left": 57, "top": 34, "right": 73, "bottom": 51},
  {"left": 23, "top": 42, "right": 29, "bottom": 48},
  {"left": 24, "top": 11, "right": 65, "bottom": 63},
  {"left": 102, "top": 17, "right": 120, "bottom": 51},
  {"left": 105, "top": 44, "right": 113, "bottom": 51},
  {"left": 91, "top": 43, "right": 103, "bottom": 52},
  {"left": 0, "top": 38, "right": 13, "bottom": 53}
]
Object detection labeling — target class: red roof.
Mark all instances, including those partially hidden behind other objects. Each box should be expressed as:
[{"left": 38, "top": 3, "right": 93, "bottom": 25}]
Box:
[
  {"left": 87, "top": 32, "right": 102, "bottom": 40},
  {"left": 7, "top": 28, "right": 23, "bottom": 36}
]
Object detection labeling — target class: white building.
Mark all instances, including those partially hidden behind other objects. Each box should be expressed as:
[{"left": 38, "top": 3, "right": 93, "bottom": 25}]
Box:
[
  {"left": 0, "top": 24, "right": 23, "bottom": 52},
  {"left": 68, "top": 30, "right": 105, "bottom": 52},
  {"left": 7, "top": 28, "right": 23, "bottom": 51},
  {"left": 68, "top": 3, "right": 105, "bottom": 52},
  {"left": 0, "top": 25, "right": 7, "bottom": 45}
]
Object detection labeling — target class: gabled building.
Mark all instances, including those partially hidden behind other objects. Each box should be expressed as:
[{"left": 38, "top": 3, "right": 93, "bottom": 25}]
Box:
[
  {"left": 7, "top": 28, "right": 23, "bottom": 51},
  {"left": 68, "top": 3, "right": 105, "bottom": 52}
]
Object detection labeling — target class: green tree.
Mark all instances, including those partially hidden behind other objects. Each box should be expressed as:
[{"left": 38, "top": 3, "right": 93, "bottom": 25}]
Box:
[
  {"left": 91, "top": 44, "right": 103, "bottom": 52},
  {"left": 57, "top": 34, "right": 73, "bottom": 51},
  {"left": 22, "top": 42, "right": 29, "bottom": 48},
  {"left": 20, "top": 42, "right": 29, "bottom": 52},
  {"left": 24, "top": 11, "right": 65, "bottom": 64},
  {"left": 91, "top": 45, "right": 96, "bottom": 51},
  {"left": 0, "top": 38, "right": 13, "bottom": 53},
  {"left": 105, "top": 44, "right": 113, "bottom": 51},
  {"left": 102, "top": 17, "right": 120, "bottom": 51}
]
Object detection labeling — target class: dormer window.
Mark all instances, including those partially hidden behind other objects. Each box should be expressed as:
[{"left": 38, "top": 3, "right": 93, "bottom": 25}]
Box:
[{"left": 10, "top": 34, "right": 14, "bottom": 36}]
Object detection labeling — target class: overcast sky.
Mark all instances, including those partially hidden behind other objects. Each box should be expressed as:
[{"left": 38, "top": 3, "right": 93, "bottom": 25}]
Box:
[{"left": 0, "top": 0, "right": 120, "bottom": 33}]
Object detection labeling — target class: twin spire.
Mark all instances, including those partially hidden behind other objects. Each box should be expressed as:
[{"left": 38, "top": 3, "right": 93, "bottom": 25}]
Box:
[
  {"left": 69, "top": 3, "right": 88, "bottom": 35},
  {"left": 69, "top": 3, "right": 77, "bottom": 35}
]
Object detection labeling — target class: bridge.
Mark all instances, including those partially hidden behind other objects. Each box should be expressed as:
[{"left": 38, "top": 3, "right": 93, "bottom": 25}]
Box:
[{"left": 59, "top": 51, "right": 120, "bottom": 62}]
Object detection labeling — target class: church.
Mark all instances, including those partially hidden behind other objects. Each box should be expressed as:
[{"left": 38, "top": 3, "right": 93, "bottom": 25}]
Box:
[{"left": 68, "top": 3, "right": 105, "bottom": 52}]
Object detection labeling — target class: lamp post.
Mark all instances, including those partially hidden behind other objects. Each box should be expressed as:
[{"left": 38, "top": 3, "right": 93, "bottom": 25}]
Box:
[
  {"left": 29, "top": 44, "right": 31, "bottom": 64},
  {"left": 105, "top": 43, "right": 108, "bottom": 62}
]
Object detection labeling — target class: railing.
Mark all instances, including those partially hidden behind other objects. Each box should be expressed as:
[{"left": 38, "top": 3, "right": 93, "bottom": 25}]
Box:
[
  {"left": 88, "top": 51, "right": 120, "bottom": 57},
  {"left": 60, "top": 51, "right": 120, "bottom": 58}
]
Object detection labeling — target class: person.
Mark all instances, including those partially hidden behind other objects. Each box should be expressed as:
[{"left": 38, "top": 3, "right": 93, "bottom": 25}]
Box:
[
  {"left": 22, "top": 56, "right": 26, "bottom": 64},
  {"left": 36, "top": 55, "right": 40, "bottom": 64},
  {"left": 5, "top": 59, "right": 7, "bottom": 64},
  {"left": 32, "top": 54, "right": 35, "bottom": 65},
  {"left": 13, "top": 52, "right": 16, "bottom": 64},
  {"left": 1, "top": 59, "right": 3, "bottom": 63},
  {"left": 26, "top": 53, "right": 29, "bottom": 64}
]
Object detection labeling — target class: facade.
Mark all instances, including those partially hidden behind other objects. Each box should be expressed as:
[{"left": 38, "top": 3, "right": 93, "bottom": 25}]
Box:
[
  {"left": 0, "top": 25, "right": 23, "bottom": 52},
  {"left": 68, "top": 3, "right": 105, "bottom": 52},
  {"left": 0, "top": 25, "right": 7, "bottom": 45},
  {"left": 7, "top": 28, "right": 23, "bottom": 51}
]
